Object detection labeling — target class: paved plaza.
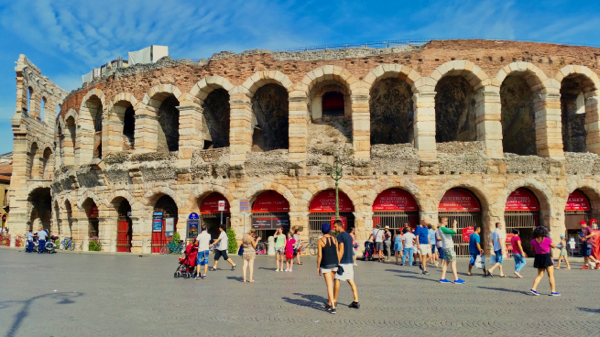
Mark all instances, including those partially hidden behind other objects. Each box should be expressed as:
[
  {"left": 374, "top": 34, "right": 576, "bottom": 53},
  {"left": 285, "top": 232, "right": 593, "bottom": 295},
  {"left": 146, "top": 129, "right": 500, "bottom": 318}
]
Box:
[{"left": 1, "top": 248, "right": 599, "bottom": 336}]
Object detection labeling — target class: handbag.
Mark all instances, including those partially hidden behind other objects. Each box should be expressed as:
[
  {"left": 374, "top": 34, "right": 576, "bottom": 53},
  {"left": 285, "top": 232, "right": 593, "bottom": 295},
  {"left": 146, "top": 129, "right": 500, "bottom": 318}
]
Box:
[
  {"left": 237, "top": 244, "right": 244, "bottom": 256},
  {"left": 474, "top": 255, "right": 485, "bottom": 269},
  {"left": 336, "top": 265, "right": 344, "bottom": 276}
]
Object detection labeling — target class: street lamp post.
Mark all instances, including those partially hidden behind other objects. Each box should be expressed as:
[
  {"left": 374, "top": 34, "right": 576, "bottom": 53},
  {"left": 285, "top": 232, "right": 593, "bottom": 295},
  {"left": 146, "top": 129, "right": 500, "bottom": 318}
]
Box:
[{"left": 325, "top": 154, "right": 352, "bottom": 221}]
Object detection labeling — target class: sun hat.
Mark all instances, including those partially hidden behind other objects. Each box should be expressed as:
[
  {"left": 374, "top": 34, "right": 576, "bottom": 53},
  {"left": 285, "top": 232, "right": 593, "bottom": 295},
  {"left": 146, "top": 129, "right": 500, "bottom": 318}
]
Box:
[
  {"left": 579, "top": 220, "right": 587, "bottom": 225},
  {"left": 560, "top": 234, "right": 565, "bottom": 238}
]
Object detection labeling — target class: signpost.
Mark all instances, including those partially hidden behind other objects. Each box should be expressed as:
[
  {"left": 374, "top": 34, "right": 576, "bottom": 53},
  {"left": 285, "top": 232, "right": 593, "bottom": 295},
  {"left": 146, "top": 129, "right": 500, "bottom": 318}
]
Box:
[
  {"left": 187, "top": 212, "right": 199, "bottom": 240},
  {"left": 218, "top": 200, "right": 225, "bottom": 225}
]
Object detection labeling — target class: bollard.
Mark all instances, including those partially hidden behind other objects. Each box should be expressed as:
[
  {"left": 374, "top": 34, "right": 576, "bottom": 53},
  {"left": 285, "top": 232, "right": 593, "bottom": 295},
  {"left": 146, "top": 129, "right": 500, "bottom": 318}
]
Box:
[{"left": 267, "top": 236, "right": 275, "bottom": 256}]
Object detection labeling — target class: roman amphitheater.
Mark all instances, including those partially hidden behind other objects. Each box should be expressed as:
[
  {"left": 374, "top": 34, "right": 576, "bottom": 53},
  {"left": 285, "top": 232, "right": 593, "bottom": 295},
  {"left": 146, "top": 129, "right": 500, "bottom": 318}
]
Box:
[{"left": 8, "top": 39, "right": 600, "bottom": 256}]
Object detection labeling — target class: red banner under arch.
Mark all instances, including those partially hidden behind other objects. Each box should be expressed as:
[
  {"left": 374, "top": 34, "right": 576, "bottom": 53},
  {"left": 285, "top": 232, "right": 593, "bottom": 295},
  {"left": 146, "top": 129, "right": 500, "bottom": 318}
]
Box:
[
  {"left": 565, "top": 190, "right": 591, "bottom": 212},
  {"left": 310, "top": 190, "right": 354, "bottom": 213},
  {"left": 200, "top": 193, "right": 230, "bottom": 214},
  {"left": 505, "top": 188, "right": 540, "bottom": 212},
  {"left": 373, "top": 189, "right": 419, "bottom": 212},
  {"left": 252, "top": 191, "right": 290, "bottom": 213},
  {"left": 438, "top": 189, "right": 481, "bottom": 212}
]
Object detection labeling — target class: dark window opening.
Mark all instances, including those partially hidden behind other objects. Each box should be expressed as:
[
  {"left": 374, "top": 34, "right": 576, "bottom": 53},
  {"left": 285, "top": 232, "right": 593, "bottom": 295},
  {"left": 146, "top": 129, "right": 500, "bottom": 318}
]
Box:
[
  {"left": 123, "top": 106, "right": 135, "bottom": 149},
  {"left": 202, "top": 88, "right": 230, "bottom": 148},
  {"left": 158, "top": 96, "right": 180, "bottom": 152},
  {"left": 435, "top": 76, "right": 477, "bottom": 143},
  {"left": 251, "top": 84, "right": 289, "bottom": 151},
  {"left": 322, "top": 91, "right": 344, "bottom": 117},
  {"left": 561, "top": 77, "right": 587, "bottom": 153},
  {"left": 370, "top": 78, "right": 413, "bottom": 145},
  {"left": 500, "top": 75, "right": 536, "bottom": 155}
]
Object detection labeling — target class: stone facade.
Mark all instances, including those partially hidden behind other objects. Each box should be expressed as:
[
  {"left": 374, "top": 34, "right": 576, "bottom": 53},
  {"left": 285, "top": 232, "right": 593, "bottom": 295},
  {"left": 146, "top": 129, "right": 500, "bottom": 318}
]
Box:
[{"left": 7, "top": 40, "right": 600, "bottom": 256}]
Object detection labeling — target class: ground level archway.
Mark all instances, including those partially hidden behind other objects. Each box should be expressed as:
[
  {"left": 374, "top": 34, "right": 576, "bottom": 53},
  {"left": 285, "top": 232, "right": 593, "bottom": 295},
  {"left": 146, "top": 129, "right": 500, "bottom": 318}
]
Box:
[
  {"left": 251, "top": 191, "right": 290, "bottom": 240},
  {"left": 81, "top": 198, "right": 99, "bottom": 238},
  {"left": 504, "top": 188, "right": 540, "bottom": 256},
  {"left": 117, "top": 199, "right": 132, "bottom": 252},
  {"left": 152, "top": 195, "right": 178, "bottom": 253},
  {"left": 28, "top": 187, "right": 52, "bottom": 232},
  {"left": 372, "top": 188, "right": 419, "bottom": 232},
  {"left": 200, "top": 192, "right": 231, "bottom": 240},
  {"left": 564, "top": 190, "right": 595, "bottom": 254},
  {"left": 308, "top": 190, "right": 355, "bottom": 237},
  {"left": 438, "top": 188, "right": 483, "bottom": 257}
]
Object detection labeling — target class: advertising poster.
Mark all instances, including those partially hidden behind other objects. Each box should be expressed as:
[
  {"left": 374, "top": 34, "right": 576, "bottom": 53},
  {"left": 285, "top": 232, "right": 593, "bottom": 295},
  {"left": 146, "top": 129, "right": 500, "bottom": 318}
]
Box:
[
  {"left": 165, "top": 217, "right": 174, "bottom": 237},
  {"left": 152, "top": 212, "right": 163, "bottom": 232}
]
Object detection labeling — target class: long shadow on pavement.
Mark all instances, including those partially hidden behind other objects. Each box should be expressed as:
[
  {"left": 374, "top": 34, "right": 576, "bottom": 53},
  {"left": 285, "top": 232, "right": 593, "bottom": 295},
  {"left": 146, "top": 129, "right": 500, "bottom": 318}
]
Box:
[
  {"left": 578, "top": 307, "right": 600, "bottom": 314},
  {"left": 0, "top": 292, "right": 84, "bottom": 337},
  {"left": 477, "top": 286, "right": 528, "bottom": 295},
  {"left": 282, "top": 293, "right": 331, "bottom": 311}
]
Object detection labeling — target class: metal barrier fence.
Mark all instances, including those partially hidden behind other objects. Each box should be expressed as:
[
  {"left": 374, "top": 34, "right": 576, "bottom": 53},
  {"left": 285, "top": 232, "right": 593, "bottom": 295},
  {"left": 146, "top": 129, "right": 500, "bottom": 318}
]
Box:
[{"left": 308, "top": 212, "right": 355, "bottom": 237}]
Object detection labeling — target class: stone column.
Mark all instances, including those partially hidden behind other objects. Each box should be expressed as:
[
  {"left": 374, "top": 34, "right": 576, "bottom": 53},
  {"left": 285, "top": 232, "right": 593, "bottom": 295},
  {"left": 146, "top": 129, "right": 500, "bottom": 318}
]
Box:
[
  {"left": 585, "top": 93, "right": 600, "bottom": 154},
  {"left": 62, "top": 128, "right": 75, "bottom": 166},
  {"left": 99, "top": 216, "right": 117, "bottom": 253},
  {"left": 132, "top": 215, "right": 152, "bottom": 254},
  {"left": 288, "top": 92, "right": 308, "bottom": 165},
  {"left": 75, "top": 106, "right": 95, "bottom": 165},
  {"left": 6, "top": 133, "right": 31, "bottom": 238},
  {"left": 229, "top": 92, "right": 252, "bottom": 165},
  {"left": 134, "top": 112, "right": 159, "bottom": 154},
  {"left": 413, "top": 92, "right": 437, "bottom": 160},
  {"left": 103, "top": 118, "right": 123, "bottom": 156},
  {"left": 535, "top": 89, "right": 564, "bottom": 158},
  {"left": 476, "top": 86, "right": 503, "bottom": 158},
  {"left": 351, "top": 94, "right": 370, "bottom": 160},
  {"left": 177, "top": 103, "right": 204, "bottom": 159},
  {"left": 289, "top": 211, "right": 309, "bottom": 243}
]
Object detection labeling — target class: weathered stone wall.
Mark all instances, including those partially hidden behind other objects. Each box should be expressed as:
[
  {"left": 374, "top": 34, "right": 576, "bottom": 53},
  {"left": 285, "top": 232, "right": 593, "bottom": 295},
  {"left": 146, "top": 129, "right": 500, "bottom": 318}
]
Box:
[
  {"left": 370, "top": 78, "right": 412, "bottom": 145},
  {"left": 501, "top": 75, "right": 536, "bottom": 155}
]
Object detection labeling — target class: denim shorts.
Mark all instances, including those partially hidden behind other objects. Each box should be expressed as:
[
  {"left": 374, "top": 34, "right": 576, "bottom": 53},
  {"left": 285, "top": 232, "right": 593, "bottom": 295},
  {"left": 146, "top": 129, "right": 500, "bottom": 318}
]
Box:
[
  {"left": 469, "top": 253, "right": 478, "bottom": 265},
  {"left": 580, "top": 244, "right": 592, "bottom": 257},
  {"left": 494, "top": 250, "right": 503, "bottom": 264},
  {"left": 197, "top": 250, "right": 210, "bottom": 266}
]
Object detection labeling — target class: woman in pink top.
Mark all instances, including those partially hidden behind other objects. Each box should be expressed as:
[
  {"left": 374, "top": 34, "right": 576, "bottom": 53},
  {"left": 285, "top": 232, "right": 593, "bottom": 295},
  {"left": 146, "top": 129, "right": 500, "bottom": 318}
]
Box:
[
  {"left": 284, "top": 232, "right": 296, "bottom": 272},
  {"left": 511, "top": 229, "right": 527, "bottom": 278},
  {"left": 529, "top": 226, "right": 559, "bottom": 296}
]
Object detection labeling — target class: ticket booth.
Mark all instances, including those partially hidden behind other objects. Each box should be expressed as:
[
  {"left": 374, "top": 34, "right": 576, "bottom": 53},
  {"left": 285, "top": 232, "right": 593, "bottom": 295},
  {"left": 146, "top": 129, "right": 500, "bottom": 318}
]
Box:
[
  {"left": 564, "top": 190, "right": 593, "bottom": 254},
  {"left": 372, "top": 189, "right": 419, "bottom": 233},
  {"left": 200, "top": 193, "right": 231, "bottom": 240},
  {"left": 308, "top": 190, "right": 355, "bottom": 237},
  {"left": 438, "top": 188, "right": 483, "bottom": 257},
  {"left": 251, "top": 191, "right": 290, "bottom": 239},
  {"left": 504, "top": 188, "right": 539, "bottom": 256}
]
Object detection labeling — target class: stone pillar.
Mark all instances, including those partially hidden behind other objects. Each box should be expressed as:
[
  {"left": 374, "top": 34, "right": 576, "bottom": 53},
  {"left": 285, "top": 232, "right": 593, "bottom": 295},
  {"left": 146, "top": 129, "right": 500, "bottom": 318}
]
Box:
[
  {"left": 134, "top": 112, "right": 159, "bottom": 154},
  {"left": 131, "top": 215, "right": 152, "bottom": 254},
  {"left": 289, "top": 211, "right": 309, "bottom": 242},
  {"left": 229, "top": 92, "right": 252, "bottom": 165},
  {"left": 177, "top": 213, "right": 189, "bottom": 241},
  {"left": 6, "top": 133, "right": 31, "bottom": 237},
  {"left": 535, "top": 89, "right": 564, "bottom": 158},
  {"left": 62, "top": 128, "right": 75, "bottom": 166},
  {"left": 351, "top": 94, "right": 370, "bottom": 160},
  {"left": 75, "top": 106, "right": 95, "bottom": 165},
  {"left": 177, "top": 103, "right": 204, "bottom": 159},
  {"left": 288, "top": 92, "right": 308, "bottom": 164},
  {"left": 99, "top": 216, "right": 117, "bottom": 253},
  {"left": 476, "top": 86, "right": 504, "bottom": 158},
  {"left": 413, "top": 92, "right": 437, "bottom": 160},
  {"left": 585, "top": 93, "right": 600, "bottom": 154},
  {"left": 103, "top": 118, "right": 123, "bottom": 156}
]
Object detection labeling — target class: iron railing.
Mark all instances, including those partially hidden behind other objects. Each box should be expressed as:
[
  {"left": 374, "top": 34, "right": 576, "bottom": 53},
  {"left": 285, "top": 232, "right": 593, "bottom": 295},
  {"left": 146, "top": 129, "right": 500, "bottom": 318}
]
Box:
[{"left": 309, "top": 212, "right": 355, "bottom": 237}]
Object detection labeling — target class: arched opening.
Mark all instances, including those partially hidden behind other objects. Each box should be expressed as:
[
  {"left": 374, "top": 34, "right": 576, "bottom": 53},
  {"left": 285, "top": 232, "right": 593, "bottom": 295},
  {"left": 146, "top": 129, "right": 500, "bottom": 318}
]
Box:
[
  {"left": 504, "top": 188, "right": 540, "bottom": 256},
  {"left": 372, "top": 189, "right": 419, "bottom": 232},
  {"left": 438, "top": 188, "right": 482, "bottom": 256},
  {"left": 308, "top": 190, "right": 355, "bottom": 237},
  {"left": 65, "top": 200, "right": 73, "bottom": 238},
  {"left": 157, "top": 96, "right": 180, "bottom": 152},
  {"left": 251, "top": 191, "right": 290, "bottom": 240},
  {"left": 202, "top": 88, "right": 230, "bottom": 149},
  {"left": 561, "top": 75, "right": 592, "bottom": 153},
  {"left": 82, "top": 198, "right": 99, "bottom": 238},
  {"left": 28, "top": 187, "right": 51, "bottom": 232},
  {"left": 40, "top": 97, "right": 46, "bottom": 122},
  {"left": 117, "top": 199, "right": 132, "bottom": 252},
  {"left": 83, "top": 96, "right": 103, "bottom": 159},
  {"left": 152, "top": 195, "right": 178, "bottom": 253},
  {"left": 370, "top": 78, "right": 413, "bottom": 145},
  {"left": 64, "top": 116, "right": 76, "bottom": 166},
  {"left": 500, "top": 75, "right": 537, "bottom": 155},
  {"left": 28, "top": 143, "right": 38, "bottom": 179},
  {"left": 435, "top": 76, "right": 477, "bottom": 143},
  {"left": 308, "top": 80, "right": 352, "bottom": 146},
  {"left": 27, "top": 87, "right": 33, "bottom": 113},
  {"left": 251, "top": 84, "right": 289, "bottom": 152},
  {"left": 322, "top": 92, "right": 345, "bottom": 117},
  {"left": 42, "top": 148, "right": 52, "bottom": 180},
  {"left": 564, "top": 190, "right": 594, "bottom": 250},
  {"left": 199, "top": 192, "right": 230, "bottom": 239},
  {"left": 113, "top": 102, "right": 136, "bottom": 151}
]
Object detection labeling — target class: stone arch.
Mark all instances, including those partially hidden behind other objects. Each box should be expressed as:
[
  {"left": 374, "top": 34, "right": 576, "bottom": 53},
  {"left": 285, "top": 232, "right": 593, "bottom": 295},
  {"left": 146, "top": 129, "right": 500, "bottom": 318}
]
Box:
[
  {"left": 42, "top": 146, "right": 53, "bottom": 180},
  {"left": 27, "top": 187, "right": 52, "bottom": 231},
  {"left": 494, "top": 62, "right": 548, "bottom": 91},
  {"left": 186, "top": 183, "right": 236, "bottom": 211},
  {"left": 427, "top": 60, "right": 491, "bottom": 92},
  {"left": 191, "top": 76, "right": 235, "bottom": 100},
  {"left": 141, "top": 186, "right": 181, "bottom": 208},
  {"left": 77, "top": 90, "right": 105, "bottom": 162},
  {"left": 76, "top": 189, "right": 103, "bottom": 210},
  {"left": 565, "top": 181, "right": 600, "bottom": 213},
  {"left": 62, "top": 111, "right": 77, "bottom": 166},
  {"left": 244, "top": 181, "right": 297, "bottom": 208},
  {"left": 141, "top": 84, "right": 185, "bottom": 153},
  {"left": 241, "top": 71, "right": 293, "bottom": 98},
  {"left": 141, "top": 83, "right": 185, "bottom": 107},
  {"left": 301, "top": 180, "right": 363, "bottom": 212},
  {"left": 363, "top": 64, "right": 422, "bottom": 93},
  {"left": 106, "top": 93, "right": 139, "bottom": 153},
  {"left": 435, "top": 182, "right": 491, "bottom": 214},
  {"left": 191, "top": 76, "right": 234, "bottom": 149},
  {"left": 368, "top": 180, "right": 425, "bottom": 212},
  {"left": 502, "top": 178, "right": 554, "bottom": 221},
  {"left": 299, "top": 66, "right": 359, "bottom": 96},
  {"left": 556, "top": 65, "right": 600, "bottom": 153},
  {"left": 107, "top": 190, "right": 138, "bottom": 212}
]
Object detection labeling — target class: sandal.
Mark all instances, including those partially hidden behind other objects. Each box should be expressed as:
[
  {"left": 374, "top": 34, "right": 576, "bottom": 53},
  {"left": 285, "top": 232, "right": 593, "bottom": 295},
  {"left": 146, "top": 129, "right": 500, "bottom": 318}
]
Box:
[
  {"left": 488, "top": 272, "right": 494, "bottom": 278},
  {"left": 298, "top": 262, "right": 303, "bottom": 265},
  {"left": 249, "top": 280, "right": 255, "bottom": 283},
  {"left": 467, "top": 273, "right": 473, "bottom": 276},
  {"left": 500, "top": 274, "right": 506, "bottom": 278}
]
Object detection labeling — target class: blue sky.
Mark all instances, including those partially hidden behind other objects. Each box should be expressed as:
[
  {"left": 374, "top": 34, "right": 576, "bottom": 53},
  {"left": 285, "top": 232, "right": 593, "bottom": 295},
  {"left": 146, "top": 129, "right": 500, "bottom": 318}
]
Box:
[{"left": 0, "top": 0, "right": 599, "bottom": 154}]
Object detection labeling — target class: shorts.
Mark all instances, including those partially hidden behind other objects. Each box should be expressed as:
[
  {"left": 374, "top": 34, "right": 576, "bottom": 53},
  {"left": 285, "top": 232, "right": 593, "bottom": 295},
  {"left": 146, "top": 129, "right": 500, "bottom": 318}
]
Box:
[
  {"left": 438, "top": 248, "right": 445, "bottom": 260},
  {"left": 375, "top": 242, "right": 384, "bottom": 251},
  {"left": 580, "top": 244, "right": 592, "bottom": 257},
  {"left": 197, "top": 250, "right": 210, "bottom": 266},
  {"left": 534, "top": 253, "right": 554, "bottom": 269},
  {"left": 494, "top": 250, "right": 504, "bottom": 264},
  {"left": 469, "top": 253, "right": 478, "bottom": 265},
  {"left": 334, "top": 263, "right": 354, "bottom": 281},
  {"left": 419, "top": 244, "right": 432, "bottom": 255},
  {"left": 321, "top": 266, "right": 338, "bottom": 274},
  {"left": 276, "top": 247, "right": 285, "bottom": 254},
  {"left": 560, "top": 247, "right": 567, "bottom": 256},
  {"left": 214, "top": 249, "right": 229, "bottom": 261},
  {"left": 431, "top": 245, "right": 436, "bottom": 254},
  {"left": 443, "top": 248, "right": 456, "bottom": 262}
]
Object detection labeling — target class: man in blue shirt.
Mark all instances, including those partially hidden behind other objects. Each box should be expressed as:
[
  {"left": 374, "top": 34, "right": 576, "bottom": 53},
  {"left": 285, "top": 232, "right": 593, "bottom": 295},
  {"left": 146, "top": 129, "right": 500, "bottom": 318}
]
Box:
[
  {"left": 468, "top": 227, "right": 486, "bottom": 276},
  {"left": 428, "top": 224, "right": 438, "bottom": 267},
  {"left": 36, "top": 227, "right": 48, "bottom": 254},
  {"left": 26, "top": 229, "right": 34, "bottom": 253},
  {"left": 333, "top": 220, "right": 359, "bottom": 309},
  {"left": 415, "top": 220, "right": 431, "bottom": 276}
]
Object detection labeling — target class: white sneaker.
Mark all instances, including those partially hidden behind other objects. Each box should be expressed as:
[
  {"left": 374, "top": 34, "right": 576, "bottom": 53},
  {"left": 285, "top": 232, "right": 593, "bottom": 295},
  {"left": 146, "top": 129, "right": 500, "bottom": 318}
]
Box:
[{"left": 276, "top": 269, "right": 280, "bottom": 272}]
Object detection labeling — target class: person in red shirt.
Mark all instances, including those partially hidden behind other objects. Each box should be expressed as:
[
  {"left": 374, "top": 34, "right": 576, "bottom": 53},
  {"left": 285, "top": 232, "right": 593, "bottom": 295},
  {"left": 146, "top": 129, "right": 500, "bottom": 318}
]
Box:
[
  {"left": 579, "top": 220, "right": 600, "bottom": 270},
  {"left": 510, "top": 229, "right": 527, "bottom": 278}
]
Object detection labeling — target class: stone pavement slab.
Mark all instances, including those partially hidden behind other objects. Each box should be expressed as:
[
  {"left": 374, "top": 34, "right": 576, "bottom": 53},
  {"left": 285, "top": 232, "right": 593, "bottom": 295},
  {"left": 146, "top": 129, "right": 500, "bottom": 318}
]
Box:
[{"left": 1, "top": 249, "right": 599, "bottom": 336}]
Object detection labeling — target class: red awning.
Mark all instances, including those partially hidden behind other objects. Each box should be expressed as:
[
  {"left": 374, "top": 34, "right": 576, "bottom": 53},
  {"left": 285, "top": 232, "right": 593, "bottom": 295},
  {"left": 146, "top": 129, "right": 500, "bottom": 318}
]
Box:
[
  {"left": 252, "top": 191, "right": 290, "bottom": 213},
  {"left": 309, "top": 190, "right": 354, "bottom": 213},
  {"left": 565, "top": 190, "right": 591, "bottom": 212},
  {"left": 373, "top": 188, "right": 419, "bottom": 212},
  {"left": 438, "top": 189, "right": 481, "bottom": 212},
  {"left": 200, "top": 192, "right": 230, "bottom": 214},
  {"left": 505, "top": 188, "right": 539, "bottom": 212}
]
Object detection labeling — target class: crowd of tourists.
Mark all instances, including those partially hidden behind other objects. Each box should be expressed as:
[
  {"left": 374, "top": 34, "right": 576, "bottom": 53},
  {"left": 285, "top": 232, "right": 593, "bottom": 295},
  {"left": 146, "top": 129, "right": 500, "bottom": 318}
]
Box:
[{"left": 179, "top": 217, "right": 600, "bottom": 313}]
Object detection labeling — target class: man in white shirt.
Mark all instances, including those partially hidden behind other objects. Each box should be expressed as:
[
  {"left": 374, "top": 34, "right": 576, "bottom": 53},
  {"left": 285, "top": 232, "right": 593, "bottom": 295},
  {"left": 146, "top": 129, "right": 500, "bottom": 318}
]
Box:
[
  {"left": 368, "top": 225, "right": 385, "bottom": 262},
  {"left": 487, "top": 222, "right": 507, "bottom": 277},
  {"left": 195, "top": 224, "right": 214, "bottom": 279},
  {"left": 209, "top": 226, "right": 236, "bottom": 271},
  {"left": 36, "top": 227, "right": 48, "bottom": 254}
]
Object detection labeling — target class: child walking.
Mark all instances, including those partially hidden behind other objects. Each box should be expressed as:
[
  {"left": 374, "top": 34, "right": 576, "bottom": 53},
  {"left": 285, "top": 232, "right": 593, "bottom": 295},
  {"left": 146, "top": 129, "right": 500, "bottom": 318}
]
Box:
[
  {"left": 556, "top": 234, "right": 571, "bottom": 270},
  {"left": 285, "top": 232, "right": 296, "bottom": 272}
]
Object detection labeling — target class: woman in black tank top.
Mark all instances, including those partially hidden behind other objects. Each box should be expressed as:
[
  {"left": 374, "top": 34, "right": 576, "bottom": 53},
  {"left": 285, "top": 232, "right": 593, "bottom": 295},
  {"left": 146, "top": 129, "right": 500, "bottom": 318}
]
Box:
[{"left": 317, "top": 223, "right": 341, "bottom": 314}]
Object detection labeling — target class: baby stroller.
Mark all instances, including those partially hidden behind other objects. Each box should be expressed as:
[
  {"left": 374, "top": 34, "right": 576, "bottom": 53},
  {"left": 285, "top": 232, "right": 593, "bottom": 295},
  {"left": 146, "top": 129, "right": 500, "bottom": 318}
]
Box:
[
  {"left": 363, "top": 241, "right": 374, "bottom": 261},
  {"left": 174, "top": 241, "right": 198, "bottom": 279}
]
